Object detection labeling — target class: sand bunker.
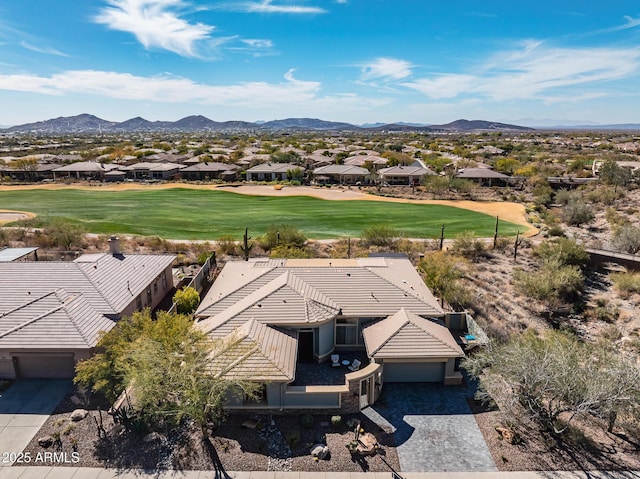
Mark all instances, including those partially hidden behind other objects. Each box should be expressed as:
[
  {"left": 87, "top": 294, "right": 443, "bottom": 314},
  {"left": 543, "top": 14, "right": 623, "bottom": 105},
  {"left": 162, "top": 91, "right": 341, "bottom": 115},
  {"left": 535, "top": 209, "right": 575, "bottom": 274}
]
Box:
[{"left": 0, "top": 210, "right": 35, "bottom": 225}]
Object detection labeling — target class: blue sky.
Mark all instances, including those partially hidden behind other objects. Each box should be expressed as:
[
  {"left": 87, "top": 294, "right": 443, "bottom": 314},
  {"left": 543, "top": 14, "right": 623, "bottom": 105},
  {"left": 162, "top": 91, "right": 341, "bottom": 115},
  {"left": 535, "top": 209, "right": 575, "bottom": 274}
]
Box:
[{"left": 0, "top": 0, "right": 639, "bottom": 126}]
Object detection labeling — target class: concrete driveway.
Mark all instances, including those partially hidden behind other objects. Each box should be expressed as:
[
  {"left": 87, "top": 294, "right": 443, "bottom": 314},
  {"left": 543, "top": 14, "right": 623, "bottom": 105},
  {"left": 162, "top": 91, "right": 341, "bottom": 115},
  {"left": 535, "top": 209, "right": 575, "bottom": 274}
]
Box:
[
  {"left": 0, "top": 379, "right": 71, "bottom": 467},
  {"left": 363, "top": 382, "right": 496, "bottom": 472}
]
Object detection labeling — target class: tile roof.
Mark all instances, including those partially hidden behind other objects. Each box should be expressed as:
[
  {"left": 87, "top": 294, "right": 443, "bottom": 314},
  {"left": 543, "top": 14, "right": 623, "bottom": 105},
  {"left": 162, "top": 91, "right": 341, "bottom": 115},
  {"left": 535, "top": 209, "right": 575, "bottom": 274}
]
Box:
[
  {"left": 378, "top": 165, "right": 436, "bottom": 176},
  {"left": 0, "top": 289, "right": 116, "bottom": 349},
  {"left": 196, "top": 257, "right": 443, "bottom": 334},
  {"left": 246, "top": 162, "right": 303, "bottom": 173},
  {"left": 312, "top": 165, "right": 369, "bottom": 176},
  {"left": 363, "top": 308, "right": 463, "bottom": 359},
  {"left": 0, "top": 253, "right": 175, "bottom": 317},
  {"left": 208, "top": 319, "right": 297, "bottom": 382}
]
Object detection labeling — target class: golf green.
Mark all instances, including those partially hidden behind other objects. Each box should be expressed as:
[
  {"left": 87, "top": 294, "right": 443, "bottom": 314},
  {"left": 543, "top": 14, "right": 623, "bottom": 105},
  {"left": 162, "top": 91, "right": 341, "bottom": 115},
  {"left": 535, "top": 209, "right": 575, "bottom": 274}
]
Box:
[{"left": 0, "top": 188, "right": 522, "bottom": 240}]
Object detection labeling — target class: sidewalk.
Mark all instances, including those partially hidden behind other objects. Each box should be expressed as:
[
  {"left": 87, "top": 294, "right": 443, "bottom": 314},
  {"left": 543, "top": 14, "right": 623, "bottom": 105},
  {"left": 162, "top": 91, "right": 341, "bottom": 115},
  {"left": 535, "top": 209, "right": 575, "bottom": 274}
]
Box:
[{"left": 2, "top": 468, "right": 640, "bottom": 479}]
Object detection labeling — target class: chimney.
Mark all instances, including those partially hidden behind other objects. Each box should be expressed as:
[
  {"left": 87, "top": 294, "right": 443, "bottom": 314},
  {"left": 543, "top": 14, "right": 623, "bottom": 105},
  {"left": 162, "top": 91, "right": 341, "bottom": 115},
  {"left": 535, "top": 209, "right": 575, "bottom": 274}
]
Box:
[{"left": 108, "top": 235, "right": 121, "bottom": 255}]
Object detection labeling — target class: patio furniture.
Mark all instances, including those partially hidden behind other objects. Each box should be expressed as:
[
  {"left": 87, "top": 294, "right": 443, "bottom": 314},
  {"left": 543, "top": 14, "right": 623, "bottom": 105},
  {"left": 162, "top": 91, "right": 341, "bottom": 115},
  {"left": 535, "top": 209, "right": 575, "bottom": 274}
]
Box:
[
  {"left": 331, "top": 354, "right": 340, "bottom": 367},
  {"left": 342, "top": 359, "right": 350, "bottom": 366},
  {"left": 348, "top": 359, "right": 361, "bottom": 372}
]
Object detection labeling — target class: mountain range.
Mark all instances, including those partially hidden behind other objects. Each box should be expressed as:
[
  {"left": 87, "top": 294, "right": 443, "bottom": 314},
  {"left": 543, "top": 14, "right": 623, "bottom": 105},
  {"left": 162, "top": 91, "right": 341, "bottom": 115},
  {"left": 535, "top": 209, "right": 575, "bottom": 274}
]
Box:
[{"left": 0, "top": 114, "right": 536, "bottom": 134}]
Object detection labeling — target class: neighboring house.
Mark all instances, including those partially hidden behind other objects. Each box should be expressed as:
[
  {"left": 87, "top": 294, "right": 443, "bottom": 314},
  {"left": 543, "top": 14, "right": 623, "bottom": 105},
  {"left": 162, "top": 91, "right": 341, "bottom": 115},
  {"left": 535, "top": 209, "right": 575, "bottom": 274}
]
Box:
[
  {"left": 0, "top": 247, "right": 39, "bottom": 262},
  {"left": 52, "top": 161, "right": 119, "bottom": 180},
  {"left": 245, "top": 163, "right": 302, "bottom": 181},
  {"left": 0, "top": 238, "right": 175, "bottom": 379},
  {"left": 3, "top": 162, "right": 61, "bottom": 182},
  {"left": 454, "top": 167, "right": 511, "bottom": 186},
  {"left": 180, "top": 162, "right": 238, "bottom": 181},
  {"left": 378, "top": 165, "right": 436, "bottom": 185},
  {"left": 194, "top": 257, "right": 465, "bottom": 413},
  {"left": 343, "top": 155, "right": 389, "bottom": 170},
  {"left": 120, "top": 162, "right": 185, "bottom": 180},
  {"left": 312, "top": 165, "right": 370, "bottom": 184}
]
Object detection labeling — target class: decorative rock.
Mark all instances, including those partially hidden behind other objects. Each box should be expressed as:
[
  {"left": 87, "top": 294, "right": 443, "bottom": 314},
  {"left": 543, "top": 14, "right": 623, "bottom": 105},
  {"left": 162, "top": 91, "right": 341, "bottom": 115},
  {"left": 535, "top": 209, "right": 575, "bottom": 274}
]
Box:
[
  {"left": 310, "top": 444, "right": 329, "bottom": 460},
  {"left": 70, "top": 409, "right": 88, "bottom": 422},
  {"left": 38, "top": 436, "right": 54, "bottom": 448},
  {"left": 143, "top": 431, "right": 164, "bottom": 443}
]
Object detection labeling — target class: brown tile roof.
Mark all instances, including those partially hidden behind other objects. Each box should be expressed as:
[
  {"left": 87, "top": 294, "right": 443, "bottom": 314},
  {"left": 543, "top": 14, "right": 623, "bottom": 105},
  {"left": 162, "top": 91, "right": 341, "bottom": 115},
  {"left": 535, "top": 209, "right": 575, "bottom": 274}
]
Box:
[{"left": 363, "top": 308, "right": 463, "bottom": 359}]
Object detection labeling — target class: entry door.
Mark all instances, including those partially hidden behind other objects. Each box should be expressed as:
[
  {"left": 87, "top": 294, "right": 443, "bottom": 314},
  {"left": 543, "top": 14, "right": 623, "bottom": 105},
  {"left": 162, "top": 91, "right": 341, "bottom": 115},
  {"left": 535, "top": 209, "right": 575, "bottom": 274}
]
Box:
[
  {"left": 360, "top": 377, "right": 373, "bottom": 409},
  {"left": 298, "top": 331, "right": 314, "bottom": 363}
]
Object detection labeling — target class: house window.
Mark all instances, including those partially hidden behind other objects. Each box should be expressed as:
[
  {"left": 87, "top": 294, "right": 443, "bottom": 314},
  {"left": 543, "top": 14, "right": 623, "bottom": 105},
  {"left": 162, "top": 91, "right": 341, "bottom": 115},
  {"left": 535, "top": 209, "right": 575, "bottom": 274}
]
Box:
[
  {"left": 146, "top": 287, "right": 152, "bottom": 305},
  {"left": 136, "top": 295, "right": 142, "bottom": 310},
  {"left": 154, "top": 281, "right": 158, "bottom": 293},
  {"left": 335, "top": 318, "right": 358, "bottom": 345},
  {"left": 161, "top": 272, "right": 167, "bottom": 289}
]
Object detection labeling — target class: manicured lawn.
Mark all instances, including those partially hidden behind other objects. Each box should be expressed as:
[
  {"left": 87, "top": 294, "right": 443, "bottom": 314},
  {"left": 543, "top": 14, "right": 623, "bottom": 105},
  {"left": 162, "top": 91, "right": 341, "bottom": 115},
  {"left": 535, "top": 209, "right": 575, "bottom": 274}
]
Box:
[{"left": 0, "top": 188, "right": 522, "bottom": 240}]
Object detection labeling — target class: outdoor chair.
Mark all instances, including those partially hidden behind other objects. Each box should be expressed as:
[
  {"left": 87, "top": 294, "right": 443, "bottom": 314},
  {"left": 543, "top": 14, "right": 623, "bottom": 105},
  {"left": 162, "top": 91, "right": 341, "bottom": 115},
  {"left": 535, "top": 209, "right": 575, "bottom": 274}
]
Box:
[
  {"left": 348, "top": 359, "right": 361, "bottom": 372},
  {"left": 331, "top": 354, "right": 340, "bottom": 367}
]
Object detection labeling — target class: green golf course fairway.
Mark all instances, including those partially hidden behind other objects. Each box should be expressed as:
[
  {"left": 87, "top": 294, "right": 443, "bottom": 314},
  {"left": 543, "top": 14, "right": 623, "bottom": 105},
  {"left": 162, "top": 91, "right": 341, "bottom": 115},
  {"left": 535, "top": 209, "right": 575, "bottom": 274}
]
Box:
[{"left": 0, "top": 188, "right": 522, "bottom": 240}]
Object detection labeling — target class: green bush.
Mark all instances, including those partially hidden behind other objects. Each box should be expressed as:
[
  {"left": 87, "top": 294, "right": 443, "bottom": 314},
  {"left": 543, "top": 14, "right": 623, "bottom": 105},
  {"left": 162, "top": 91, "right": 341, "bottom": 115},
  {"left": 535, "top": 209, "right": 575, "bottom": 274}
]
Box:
[
  {"left": 610, "top": 272, "right": 640, "bottom": 296},
  {"left": 269, "top": 244, "right": 314, "bottom": 259},
  {"left": 561, "top": 200, "right": 594, "bottom": 226},
  {"left": 450, "top": 232, "right": 486, "bottom": 260},
  {"left": 331, "top": 415, "right": 342, "bottom": 427},
  {"left": 514, "top": 260, "right": 583, "bottom": 305},
  {"left": 300, "top": 414, "right": 314, "bottom": 430},
  {"left": 534, "top": 238, "right": 590, "bottom": 268},
  {"left": 216, "top": 235, "right": 238, "bottom": 255},
  {"left": 172, "top": 286, "right": 200, "bottom": 315},
  {"left": 259, "top": 224, "right": 307, "bottom": 250},
  {"left": 612, "top": 225, "right": 640, "bottom": 254},
  {"left": 285, "top": 429, "right": 300, "bottom": 447},
  {"left": 361, "top": 224, "right": 402, "bottom": 247}
]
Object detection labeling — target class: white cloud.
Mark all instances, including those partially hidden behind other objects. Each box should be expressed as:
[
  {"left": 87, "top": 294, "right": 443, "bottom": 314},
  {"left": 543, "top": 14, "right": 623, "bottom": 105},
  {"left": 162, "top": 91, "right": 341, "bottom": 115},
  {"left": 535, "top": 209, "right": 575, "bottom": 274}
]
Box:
[
  {"left": 227, "top": 1, "right": 326, "bottom": 14},
  {"left": 20, "top": 41, "right": 68, "bottom": 57},
  {"left": 94, "top": 0, "right": 215, "bottom": 57},
  {"left": 0, "top": 69, "right": 322, "bottom": 106},
  {"left": 360, "top": 57, "right": 413, "bottom": 82},
  {"left": 608, "top": 15, "right": 640, "bottom": 31},
  {"left": 402, "top": 43, "right": 640, "bottom": 101},
  {"left": 241, "top": 38, "right": 273, "bottom": 48}
]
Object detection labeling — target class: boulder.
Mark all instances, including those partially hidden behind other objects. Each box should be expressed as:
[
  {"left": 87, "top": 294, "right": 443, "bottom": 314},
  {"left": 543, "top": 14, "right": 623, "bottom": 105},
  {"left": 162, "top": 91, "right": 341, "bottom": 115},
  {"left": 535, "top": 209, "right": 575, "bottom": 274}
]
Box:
[
  {"left": 70, "top": 409, "right": 88, "bottom": 422},
  {"left": 310, "top": 443, "right": 329, "bottom": 460},
  {"left": 37, "top": 436, "right": 54, "bottom": 448}
]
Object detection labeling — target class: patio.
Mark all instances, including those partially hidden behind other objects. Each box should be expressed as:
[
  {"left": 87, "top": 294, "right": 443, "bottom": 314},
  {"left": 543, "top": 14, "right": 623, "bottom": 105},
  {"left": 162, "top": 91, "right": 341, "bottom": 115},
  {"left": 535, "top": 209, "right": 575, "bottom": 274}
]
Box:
[{"left": 292, "top": 351, "right": 370, "bottom": 386}]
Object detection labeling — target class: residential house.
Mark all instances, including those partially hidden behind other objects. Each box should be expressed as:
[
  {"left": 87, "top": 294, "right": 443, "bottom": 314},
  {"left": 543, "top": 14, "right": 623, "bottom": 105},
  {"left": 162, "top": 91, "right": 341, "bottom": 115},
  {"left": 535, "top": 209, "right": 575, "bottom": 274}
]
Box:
[
  {"left": 344, "top": 155, "right": 389, "bottom": 170},
  {"left": 245, "top": 163, "right": 302, "bottom": 181},
  {"left": 312, "top": 165, "right": 370, "bottom": 185},
  {"left": 0, "top": 238, "right": 175, "bottom": 379},
  {"left": 378, "top": 165, "right": 436, "bottom": 185},
  {"left": 454, "top": 167, "right": 511, "bottom": 186},
  {"left": 195, "top": 257, "right": 465, "bottom": 413},
  {"left": 120, "top": 161, "right": 185, "bottom": 180},
  {"left": 180, "top": 162, "right": 238, "bottom": 181},
  {"left": 52, "top": 161, "right": 119, "bottom": 180}
]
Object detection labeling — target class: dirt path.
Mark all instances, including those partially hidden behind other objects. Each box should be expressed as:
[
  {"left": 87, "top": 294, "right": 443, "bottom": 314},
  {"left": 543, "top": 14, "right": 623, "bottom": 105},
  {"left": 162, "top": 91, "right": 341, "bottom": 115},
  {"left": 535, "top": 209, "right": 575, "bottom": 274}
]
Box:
[{"left": 0, "top": 183, "right": 535, "bottom": 234}]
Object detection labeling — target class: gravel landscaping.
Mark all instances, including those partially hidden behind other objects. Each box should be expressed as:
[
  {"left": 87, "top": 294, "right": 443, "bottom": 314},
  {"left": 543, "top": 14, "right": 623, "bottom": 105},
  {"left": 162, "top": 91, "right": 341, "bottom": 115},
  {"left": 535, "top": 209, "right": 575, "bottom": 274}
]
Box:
[{"left": 22, "top": 390, "right": 400, "bottom": 473}]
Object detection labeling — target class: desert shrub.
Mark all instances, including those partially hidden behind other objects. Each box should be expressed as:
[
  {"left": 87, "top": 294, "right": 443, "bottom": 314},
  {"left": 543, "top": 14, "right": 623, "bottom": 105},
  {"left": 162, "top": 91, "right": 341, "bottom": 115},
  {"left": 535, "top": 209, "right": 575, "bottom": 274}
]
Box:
[
  {"left": 585, "top": 186, "right": 623, "bottom": 205},
  {"left": 172, "top": 286, "right": 200, "bottom": 315},
  {"left": 285, "top": 429, "right": 300, "bottom": 447},
  {"left": 605, "top": 207, "right": 627, "bottom": 227},
  {"left": 548, "top": 225, "right": 565, "bottom": 237},
  {"left": 554, "top": 189, "right": 575, "bottom": 206},
  {"left": 361, "top": 224, "right": 402, "bottom": 248},
  {"left": 259, "top": 224, "right": 307, "bottom": 250},
  {"left": 534, "top": 238, "right": 590, "bottom": 268},
  {"left": 299, "top": 414, "right": 314, "bottom": 430},
  {"left": 269, "top": 244, "right": 314, "bottom": 259},
  {"left": 612, "top": 225, "right": 640, "bottom": 254},
  {"left": 44, "top": 220, "right": 86, "bottom": 250},
  {"left": 514, "top": 260, "right": 583, "bottom": 305},
  {"left": 561, "top": 200, "right": 594, "bottom": 226},
  {"left": 216, "top": 235, "right": 238, "bottom": 255},
  {"left": 610, "top": 272, "right": 640, "bottom": 297},
  {"left": 450, "top": 232, "right": 486, "bottom": 260},
  {"left": 418, "top": 251, "right": 470, "bottom": 307},
  {"left": 331, "top": 415, "right": 342, "bottom": 427}
]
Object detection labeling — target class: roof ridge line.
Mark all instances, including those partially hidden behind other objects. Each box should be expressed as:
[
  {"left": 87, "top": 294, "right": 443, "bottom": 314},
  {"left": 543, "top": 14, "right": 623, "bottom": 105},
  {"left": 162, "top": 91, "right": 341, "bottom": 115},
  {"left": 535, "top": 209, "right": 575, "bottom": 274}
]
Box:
[
  {"left": 75, "top": 260, "right": 119, "bottom": 312},
  {"left": 0, "top": 290, "right": 57, "bottom": 318},
  {"left": 199, "top": 266, "right": 276, "bottom": 313},
  {"left": 60, "top": 292, "right": 94, "bottom": 347},
  {"left": 0, "top": 305, "right": 65, "bottom": 339}
]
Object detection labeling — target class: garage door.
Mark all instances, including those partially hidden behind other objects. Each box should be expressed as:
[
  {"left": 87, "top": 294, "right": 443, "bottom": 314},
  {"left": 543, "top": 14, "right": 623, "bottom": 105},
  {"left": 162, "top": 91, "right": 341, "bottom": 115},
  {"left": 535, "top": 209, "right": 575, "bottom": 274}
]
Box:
[
  {"left": 15, "top": 355, "right": 76, "bottom": 379},
  {"left": 383, "top": 361, "right": 444, "bottom": 383}
]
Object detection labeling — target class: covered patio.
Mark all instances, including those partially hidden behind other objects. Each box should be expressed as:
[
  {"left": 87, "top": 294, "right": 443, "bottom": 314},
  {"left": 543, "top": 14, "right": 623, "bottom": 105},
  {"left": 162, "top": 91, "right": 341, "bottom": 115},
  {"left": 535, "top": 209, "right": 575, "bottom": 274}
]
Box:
[{"left": 292, "top": 350, "right": 369, "bottom": 386}]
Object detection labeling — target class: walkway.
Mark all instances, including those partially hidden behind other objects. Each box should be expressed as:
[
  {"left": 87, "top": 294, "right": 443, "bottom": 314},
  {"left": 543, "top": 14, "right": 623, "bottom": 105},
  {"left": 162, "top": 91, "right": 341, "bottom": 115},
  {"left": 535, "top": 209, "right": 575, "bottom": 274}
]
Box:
[
  {"left": 0, "top": 380, "right": 72, "bottom": 467},
  {"left": 362, "top": 383, "right": 496, "bottom": 472}
]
